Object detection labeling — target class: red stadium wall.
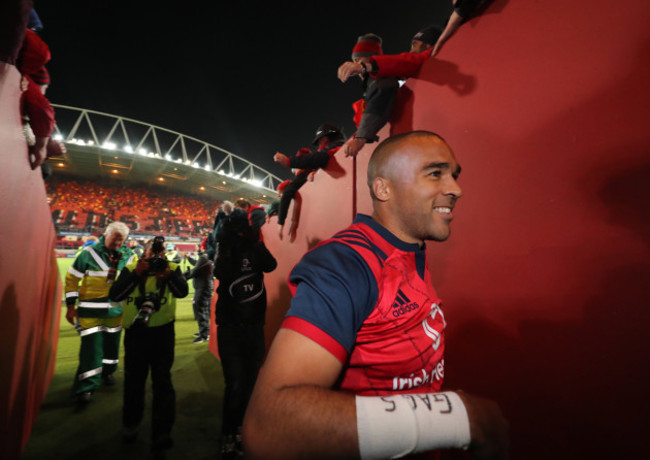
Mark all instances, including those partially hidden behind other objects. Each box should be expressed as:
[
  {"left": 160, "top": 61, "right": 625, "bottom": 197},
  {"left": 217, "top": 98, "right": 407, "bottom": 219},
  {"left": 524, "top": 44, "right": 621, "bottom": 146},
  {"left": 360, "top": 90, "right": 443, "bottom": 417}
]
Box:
[
  {"left": 0, "top": 63, "right": 62, "bottom": 457},
  {"left": 259, "top": 0, "right": 650, "bottom": 457}
]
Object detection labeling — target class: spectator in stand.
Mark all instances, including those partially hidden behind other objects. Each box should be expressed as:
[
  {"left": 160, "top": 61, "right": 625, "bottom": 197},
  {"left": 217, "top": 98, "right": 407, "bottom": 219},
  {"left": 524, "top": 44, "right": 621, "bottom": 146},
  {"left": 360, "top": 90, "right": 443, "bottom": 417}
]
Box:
[
  {"left": 265, "top": 180, "right": 290, "bottom": 222},
  {"left": 337, "top": 24, "right": 443, "bottom": 83},
  {"left": 432, "top": 0, "right": 490, "bottom": 56},
  {"left": 185, "top": 249, "right": 214, "bottom": 344},
  {"left": 265, "top": 180, "right": 300, "bottom": 243},
  {"left": 26, "top": 9, "right": 49, "bottom": 93},
  {"left": 47, "top": 178, "right": 219, "bottom": 238},
  {"left": 337, "top": 34, "right": 400, "bottom": 158},
  {"left": 273, "top": 123, "right": 346, "bottom": 240},
  {"left": 17, "top": 13, "right": 65, "bottom": 170}
]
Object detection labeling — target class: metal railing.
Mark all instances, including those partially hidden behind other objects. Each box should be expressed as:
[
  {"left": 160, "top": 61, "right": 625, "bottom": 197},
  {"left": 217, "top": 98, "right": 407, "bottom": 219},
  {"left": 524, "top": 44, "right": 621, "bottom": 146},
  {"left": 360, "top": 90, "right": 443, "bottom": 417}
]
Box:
[{"left": 51, "top": 104, "right": 282, "bottom": 192}]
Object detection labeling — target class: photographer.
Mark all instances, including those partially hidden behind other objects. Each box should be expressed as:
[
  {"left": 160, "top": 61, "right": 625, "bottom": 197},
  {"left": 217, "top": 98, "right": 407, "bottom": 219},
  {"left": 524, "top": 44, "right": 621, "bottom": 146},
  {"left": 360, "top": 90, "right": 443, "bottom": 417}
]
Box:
[
  {"left": 109, "top": 236, "right": 188, "bottom": 453},
  {"left": 214, "top": 210, "right": 277, "bottom": 458}
]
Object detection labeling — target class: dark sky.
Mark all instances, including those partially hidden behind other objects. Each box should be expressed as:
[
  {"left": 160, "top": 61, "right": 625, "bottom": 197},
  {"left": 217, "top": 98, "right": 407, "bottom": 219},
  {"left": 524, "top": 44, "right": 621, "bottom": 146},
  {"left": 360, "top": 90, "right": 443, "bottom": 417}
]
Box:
[{"left": 34, "top": 1, "right": 452, "bottom": 180}]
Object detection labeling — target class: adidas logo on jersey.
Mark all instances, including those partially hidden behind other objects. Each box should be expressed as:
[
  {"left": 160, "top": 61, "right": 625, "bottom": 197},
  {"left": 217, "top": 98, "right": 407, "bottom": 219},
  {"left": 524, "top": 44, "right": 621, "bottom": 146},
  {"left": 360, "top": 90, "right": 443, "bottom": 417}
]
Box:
[{"left": 392, "top": 289, "right": 420, "bottom": 317}]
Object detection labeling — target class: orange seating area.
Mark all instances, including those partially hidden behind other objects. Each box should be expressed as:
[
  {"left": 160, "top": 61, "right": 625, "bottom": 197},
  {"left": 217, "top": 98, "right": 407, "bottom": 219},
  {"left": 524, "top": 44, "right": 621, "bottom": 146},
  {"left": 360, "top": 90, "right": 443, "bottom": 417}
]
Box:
[{"left": 46, "top": 177, "right": 220, "bottom": 239}]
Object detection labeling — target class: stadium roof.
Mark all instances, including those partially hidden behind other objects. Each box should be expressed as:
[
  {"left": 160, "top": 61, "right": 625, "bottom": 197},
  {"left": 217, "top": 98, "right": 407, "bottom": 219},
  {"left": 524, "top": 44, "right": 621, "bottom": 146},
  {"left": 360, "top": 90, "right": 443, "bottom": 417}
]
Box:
[{"left": 46, "top": 105, "right": 282, "bottom": 204}]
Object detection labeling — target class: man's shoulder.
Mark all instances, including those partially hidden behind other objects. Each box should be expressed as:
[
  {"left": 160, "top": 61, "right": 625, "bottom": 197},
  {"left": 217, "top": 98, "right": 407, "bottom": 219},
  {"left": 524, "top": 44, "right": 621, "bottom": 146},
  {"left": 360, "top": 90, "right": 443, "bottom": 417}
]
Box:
[
  {"left": 74, "top": 244, "right": 101, "bottom": 263},
  {"left": 296, "top": 222, "right": 385, "bottom": 274}
]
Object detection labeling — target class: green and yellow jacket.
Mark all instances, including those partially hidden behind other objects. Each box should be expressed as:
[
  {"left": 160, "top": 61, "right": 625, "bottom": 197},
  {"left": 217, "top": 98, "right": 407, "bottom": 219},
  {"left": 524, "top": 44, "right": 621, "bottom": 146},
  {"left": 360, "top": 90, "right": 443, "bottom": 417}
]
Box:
[{"left": 65, "top": 236, "right": 135, "bottom": 318}]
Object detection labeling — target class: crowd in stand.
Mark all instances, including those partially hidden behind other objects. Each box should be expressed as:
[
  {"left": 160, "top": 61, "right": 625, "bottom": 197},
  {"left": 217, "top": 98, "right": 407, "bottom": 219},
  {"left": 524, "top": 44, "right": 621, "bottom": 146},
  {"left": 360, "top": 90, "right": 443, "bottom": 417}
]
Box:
[{"left": 46, "top": 177, "right": 224, "bottom": 238}]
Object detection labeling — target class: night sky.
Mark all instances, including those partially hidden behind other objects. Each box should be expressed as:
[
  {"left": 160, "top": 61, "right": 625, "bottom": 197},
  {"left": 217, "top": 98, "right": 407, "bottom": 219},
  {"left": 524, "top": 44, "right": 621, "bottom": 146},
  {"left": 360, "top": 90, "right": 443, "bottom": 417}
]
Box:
[{"left": 33, "top": 1, "right": 453, "bottom": 180}]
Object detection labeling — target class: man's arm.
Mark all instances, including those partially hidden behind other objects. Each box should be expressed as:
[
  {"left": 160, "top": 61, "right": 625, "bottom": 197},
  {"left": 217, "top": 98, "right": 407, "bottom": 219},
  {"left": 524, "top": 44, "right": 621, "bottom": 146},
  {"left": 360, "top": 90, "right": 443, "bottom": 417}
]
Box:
[
  {"left": 370, "top": 49, "right": 431, "bottom": 78},
  {"left": 243, "top": 328, "right": 359, "bottom": 460},
  {"left": 64, "top": 260, "right": 85, "bottom": 326},
  {"left": 186, "top": 255, "right": 198, "bottom": 267},
  {"left": 165, "top": 265, "right": 189, "bottom": 298},
  {"left": 338, "top": 50, "right": 431, "bottom": 82},
  {"left": 432, "top": 0, "right": 488, "bottom": 56},
  {"left": 22, "top": 79, "right": 55, "bottom": 170},
  {"left": 432, "top": 10, "right": 464, "bottom": 56},
  {"left": 109, "top": 266, "right": 140, "bottom": 301},
  {"left": 244, "top": 328, "right": 509, "bottom": 459}
]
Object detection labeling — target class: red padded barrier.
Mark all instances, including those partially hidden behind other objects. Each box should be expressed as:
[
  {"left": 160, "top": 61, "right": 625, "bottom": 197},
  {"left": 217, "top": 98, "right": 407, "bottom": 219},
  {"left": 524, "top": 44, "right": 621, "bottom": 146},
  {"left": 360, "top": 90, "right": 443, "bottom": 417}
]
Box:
[
  {"left": 0, "top": 62, "right": 62, "bottom": 457},
  {"left": 259, "top": 1, "right": 650, "bottom": 457}
]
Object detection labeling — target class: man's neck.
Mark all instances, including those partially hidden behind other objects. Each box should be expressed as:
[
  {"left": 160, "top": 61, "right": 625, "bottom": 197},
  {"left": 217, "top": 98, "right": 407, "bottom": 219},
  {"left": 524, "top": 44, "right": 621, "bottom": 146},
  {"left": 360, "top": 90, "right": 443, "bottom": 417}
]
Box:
[{"left": 370, "top": 211, "right": 424, "bottom": 246}]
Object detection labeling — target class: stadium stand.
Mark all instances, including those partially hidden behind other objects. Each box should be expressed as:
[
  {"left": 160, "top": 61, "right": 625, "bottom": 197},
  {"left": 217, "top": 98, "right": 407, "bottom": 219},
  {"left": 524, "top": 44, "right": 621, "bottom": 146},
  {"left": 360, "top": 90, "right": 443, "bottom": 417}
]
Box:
[{"left": 46, "top": 176, "right": 221, "bottom": 240}]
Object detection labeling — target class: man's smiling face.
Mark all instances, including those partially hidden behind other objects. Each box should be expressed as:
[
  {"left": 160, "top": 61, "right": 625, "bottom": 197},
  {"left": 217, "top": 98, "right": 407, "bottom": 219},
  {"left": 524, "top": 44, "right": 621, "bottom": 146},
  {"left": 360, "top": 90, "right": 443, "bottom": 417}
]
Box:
[{"left": 385, "top": 135, "right": 463, "bottom": 244}]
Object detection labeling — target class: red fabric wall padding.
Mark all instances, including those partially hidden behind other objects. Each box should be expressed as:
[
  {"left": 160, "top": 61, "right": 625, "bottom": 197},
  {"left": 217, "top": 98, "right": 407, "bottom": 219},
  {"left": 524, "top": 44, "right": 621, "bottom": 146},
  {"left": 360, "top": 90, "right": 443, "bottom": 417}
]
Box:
[
  {"left": 0, "top": 62, "right": 61, "bottom": 458},
  {"left": 259, "top": 1, "right": 650, "bottom": 458}
]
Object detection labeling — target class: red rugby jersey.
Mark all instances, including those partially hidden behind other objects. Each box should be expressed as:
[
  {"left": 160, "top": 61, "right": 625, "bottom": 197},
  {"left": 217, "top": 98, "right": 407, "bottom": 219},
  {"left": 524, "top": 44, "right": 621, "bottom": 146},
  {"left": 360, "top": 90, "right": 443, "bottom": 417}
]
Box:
[{"left": 283, "top": 214, "right": 447, "bottom": 396}]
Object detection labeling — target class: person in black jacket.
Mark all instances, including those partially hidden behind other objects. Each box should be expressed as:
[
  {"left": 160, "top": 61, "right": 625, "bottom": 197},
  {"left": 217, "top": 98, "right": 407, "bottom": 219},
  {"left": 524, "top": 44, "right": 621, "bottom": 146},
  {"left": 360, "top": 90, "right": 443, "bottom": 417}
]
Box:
[
  {"left": 213, "top": 212, "right": 277, "bottom": 458},
  {"left": 273, "top": 122, "right": 346, "bottom": 240},
  {"left": 185, "top": 250, "right": 214, "bottom": 343}
]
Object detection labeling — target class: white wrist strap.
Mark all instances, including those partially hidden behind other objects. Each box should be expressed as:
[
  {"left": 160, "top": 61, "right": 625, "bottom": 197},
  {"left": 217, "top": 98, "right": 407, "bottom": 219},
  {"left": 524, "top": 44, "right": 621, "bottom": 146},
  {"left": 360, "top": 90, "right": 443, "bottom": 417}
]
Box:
[{"left": 356, "top": 391, "right": 471, "bottom": 459}]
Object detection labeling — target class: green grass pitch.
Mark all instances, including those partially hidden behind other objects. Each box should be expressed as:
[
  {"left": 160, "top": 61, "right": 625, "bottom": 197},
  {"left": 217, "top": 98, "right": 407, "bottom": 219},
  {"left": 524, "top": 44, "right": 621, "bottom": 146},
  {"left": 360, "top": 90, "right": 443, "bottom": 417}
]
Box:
[{"left": 22, "top": 258, "right": 225, "bottom": 459}]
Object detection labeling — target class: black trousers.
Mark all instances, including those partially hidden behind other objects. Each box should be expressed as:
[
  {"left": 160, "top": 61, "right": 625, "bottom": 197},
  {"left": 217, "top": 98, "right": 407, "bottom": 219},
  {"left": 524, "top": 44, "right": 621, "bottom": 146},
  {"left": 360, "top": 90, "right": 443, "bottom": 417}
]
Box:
[
  {"left": 123, "top": 321, "right": 175, "bottom": 441},
  {"left": 278, "top": 171, "right": 308, "bottom": 225},
  {"left": 217, "top": 323, "right": 265, "bottom": 436},
  {"left": 193, "top": 284, "right": 213, "bottom": 338}
]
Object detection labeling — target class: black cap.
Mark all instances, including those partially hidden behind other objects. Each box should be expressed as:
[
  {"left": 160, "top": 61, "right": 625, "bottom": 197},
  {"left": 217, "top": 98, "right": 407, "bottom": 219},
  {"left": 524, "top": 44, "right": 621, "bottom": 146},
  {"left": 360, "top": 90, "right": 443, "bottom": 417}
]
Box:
[
  {"left": 412, "top": 24, "right": 443, "bottom": 46},
  {"left": 312, "top": 123, "right": 346, "bottom": 145}
]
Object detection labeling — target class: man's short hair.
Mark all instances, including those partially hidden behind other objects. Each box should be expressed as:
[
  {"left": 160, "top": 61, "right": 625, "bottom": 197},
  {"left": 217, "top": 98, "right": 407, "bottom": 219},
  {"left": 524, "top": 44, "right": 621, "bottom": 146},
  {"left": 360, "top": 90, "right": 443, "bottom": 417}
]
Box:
[
  {"left": 104, "top": 221, "right": 130, "bottom": 238},
  {"left": 367, "top": 131, "right": 446, "bottom": 199}
]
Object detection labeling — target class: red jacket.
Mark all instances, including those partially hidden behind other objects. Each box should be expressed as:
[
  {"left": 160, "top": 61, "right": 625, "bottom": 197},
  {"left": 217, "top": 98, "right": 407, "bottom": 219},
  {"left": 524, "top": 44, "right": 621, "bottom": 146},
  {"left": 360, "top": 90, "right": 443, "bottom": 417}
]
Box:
[
  {"left": 18, "top": 29, "right": 54, "bottom": 137},
  {"left": 370, "top": 48, "right": 432, "bottom": 80}
]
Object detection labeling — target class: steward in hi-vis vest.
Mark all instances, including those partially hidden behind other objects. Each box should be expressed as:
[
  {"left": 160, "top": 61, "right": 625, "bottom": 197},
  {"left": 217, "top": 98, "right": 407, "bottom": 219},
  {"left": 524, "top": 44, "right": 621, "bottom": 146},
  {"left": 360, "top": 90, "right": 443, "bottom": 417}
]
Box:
[{"left": 64, "top": 222, "right": 134, "bottom": 403}]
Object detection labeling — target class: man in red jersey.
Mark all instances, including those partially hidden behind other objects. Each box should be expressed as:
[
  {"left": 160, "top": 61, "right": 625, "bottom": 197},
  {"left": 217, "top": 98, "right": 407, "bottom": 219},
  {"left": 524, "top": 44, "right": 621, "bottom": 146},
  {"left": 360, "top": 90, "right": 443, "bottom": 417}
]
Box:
[{"left": 243, "top": 131, "right": 509, "bottom": 459}]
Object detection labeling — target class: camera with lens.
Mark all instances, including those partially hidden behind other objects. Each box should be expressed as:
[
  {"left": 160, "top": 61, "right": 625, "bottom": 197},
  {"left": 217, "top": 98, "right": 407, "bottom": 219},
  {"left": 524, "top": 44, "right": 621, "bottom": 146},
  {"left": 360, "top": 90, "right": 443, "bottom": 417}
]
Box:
[
  {"left": 145, "top": 235, "right": 168, "bottom": 273},
  {"left": 131, "top": 292, "right": 162, "bottom": 328},
  {"left": 130, "top": 236, "right": 168, "bottom": 328},
  {"left": 146, "top": 254, "right": 169, "bottom": 272}
]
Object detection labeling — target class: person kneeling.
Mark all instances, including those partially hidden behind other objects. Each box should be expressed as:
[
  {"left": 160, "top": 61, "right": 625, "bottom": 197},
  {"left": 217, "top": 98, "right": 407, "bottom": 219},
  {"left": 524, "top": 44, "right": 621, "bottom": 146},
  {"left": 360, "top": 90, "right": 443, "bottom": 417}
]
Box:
[{"left": 109, "top": 236, "right": 189, "bottom": 453}]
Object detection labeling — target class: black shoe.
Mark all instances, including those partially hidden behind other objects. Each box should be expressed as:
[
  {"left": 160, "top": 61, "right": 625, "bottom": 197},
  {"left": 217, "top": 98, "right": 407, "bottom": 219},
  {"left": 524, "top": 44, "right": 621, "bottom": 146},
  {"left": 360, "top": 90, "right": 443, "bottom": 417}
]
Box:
[
  {"left": 193, "top": 332, "right": 200, "bottom": 338},
  {"left": 102, "top": 373, "right": 116, "bottom": 386},
  {"left": 76, "top": 391, "right": 92, "bottom": 404},
  {"left": 192, "top": 336, "right": 208, "bottom": 344}
]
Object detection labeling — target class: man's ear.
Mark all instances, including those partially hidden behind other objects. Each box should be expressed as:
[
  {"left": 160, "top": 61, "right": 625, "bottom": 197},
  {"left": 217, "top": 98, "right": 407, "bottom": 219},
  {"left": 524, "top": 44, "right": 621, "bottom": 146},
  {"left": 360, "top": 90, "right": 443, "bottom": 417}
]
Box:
[{"left": 373, "top": 177, "right": 391, "bottom": 202}]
